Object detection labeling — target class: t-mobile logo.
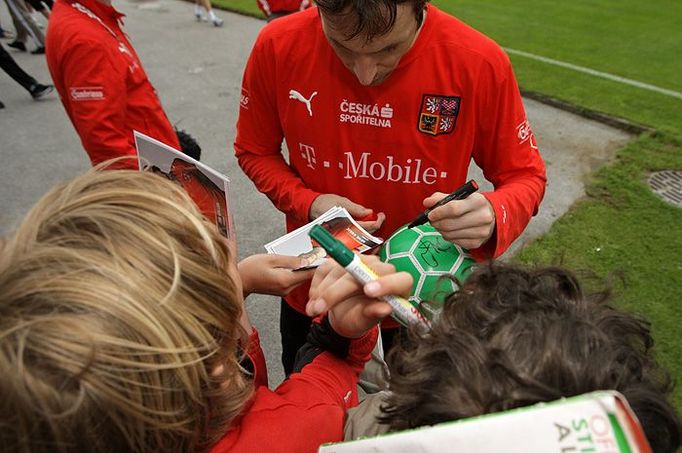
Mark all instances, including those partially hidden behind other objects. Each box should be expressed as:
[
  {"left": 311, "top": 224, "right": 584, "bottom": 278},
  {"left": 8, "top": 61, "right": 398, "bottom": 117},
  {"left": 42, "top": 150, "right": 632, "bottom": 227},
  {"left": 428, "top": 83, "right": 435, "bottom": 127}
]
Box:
[
  {"left": 300, "top": 143, "right": 316, "bottom": 169},
  {"left": 299, "top": 148, "right": 448, "bottom": 184},
  {"left": 342, "top": 152, "right": 447, "bottom": 184}
]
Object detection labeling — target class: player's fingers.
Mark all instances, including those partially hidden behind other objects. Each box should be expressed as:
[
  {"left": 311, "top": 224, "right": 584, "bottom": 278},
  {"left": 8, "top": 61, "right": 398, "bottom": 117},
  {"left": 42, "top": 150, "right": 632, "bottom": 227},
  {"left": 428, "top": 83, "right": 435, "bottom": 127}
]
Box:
[
  {"left": 456, "top": 238, "right": 488, "bottom": 250},
  {"left": 428, "top": 198, "right": 475, "bottom": 223},
  {"left": 343, "top": 198, "right": 373, "bottom": 218},
  {"left": 430, "top": 209, "right": 494, "bottom": 233},
  {"left": 429, "top": 194, "right": 493, "bottom": 224},
  {"left": 439, "top": 227, "right": 495, "bottom": 249},
  {"left": 358, "top": 212, "right": 385, "bottom": 233},
  {"left": 422, "top": 192, "right": 449, "bottom": 209},
  {"left": 430, "top": 215, "right": 479, "bottom": 232},
  {"left": 439, "top": 225, "right": 493, "bottom": 240},
  {"left": 448, "top": 225, "right": 493, "bottom": 238}
]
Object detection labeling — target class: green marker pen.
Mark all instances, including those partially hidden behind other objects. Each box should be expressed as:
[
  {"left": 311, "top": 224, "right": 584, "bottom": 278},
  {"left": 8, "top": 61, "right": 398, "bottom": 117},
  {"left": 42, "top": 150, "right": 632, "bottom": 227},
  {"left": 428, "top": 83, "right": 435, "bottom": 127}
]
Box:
[{"left": 309, "top": 225, "right": 430, "bottom": 329}]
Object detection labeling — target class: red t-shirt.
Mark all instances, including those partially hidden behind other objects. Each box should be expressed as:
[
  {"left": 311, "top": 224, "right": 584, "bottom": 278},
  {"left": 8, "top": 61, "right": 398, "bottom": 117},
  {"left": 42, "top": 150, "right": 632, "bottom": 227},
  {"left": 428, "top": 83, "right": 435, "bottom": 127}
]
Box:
[
  {"left": 235, "top": 5, "right": 546, "bottom": 315},
  {"left": 46, "top": 0, "right": 180, "bottom": 169}
]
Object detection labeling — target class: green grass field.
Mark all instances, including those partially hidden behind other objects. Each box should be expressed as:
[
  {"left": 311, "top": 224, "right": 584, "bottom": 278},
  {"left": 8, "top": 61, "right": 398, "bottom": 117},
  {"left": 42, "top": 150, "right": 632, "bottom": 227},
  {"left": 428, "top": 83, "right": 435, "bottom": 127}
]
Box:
[
  {"left": 435, "top": 1, "right": 682, "bottom": 135},
  {"left": 431, "top": 0, "right": 682, "bottom": 408},
  {"left": 431, "top": 1, "right": 682, "bottom": 408},
  {"left": 222, "top": 1, "right": 682, "bottom": 407},
  {"left": 215, "top": 0, "right": 261, "bottom": 17}
]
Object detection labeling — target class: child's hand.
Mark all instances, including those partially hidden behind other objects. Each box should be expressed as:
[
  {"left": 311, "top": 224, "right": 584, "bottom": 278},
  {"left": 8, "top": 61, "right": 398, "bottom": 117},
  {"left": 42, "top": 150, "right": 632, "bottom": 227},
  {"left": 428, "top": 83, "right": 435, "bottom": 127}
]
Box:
[
  {"left": 238, "top": 254, "right": 315, "bottom": 297},
  {"left": 306, "top": 255, "right": 413, "bottom": 338}
]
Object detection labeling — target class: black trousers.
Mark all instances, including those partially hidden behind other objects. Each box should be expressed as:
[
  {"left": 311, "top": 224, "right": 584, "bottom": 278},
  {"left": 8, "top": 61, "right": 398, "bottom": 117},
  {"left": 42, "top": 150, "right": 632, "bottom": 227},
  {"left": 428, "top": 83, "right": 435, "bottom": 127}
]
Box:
[
  {"left": 0, "top": 43, "right": 36, "bottom": 92},
  {"left": 25, "top": 0, "right": 53, "bottom": 11},
  {"left": 279, "top": 299, "right": 404, "bottom": 376}
]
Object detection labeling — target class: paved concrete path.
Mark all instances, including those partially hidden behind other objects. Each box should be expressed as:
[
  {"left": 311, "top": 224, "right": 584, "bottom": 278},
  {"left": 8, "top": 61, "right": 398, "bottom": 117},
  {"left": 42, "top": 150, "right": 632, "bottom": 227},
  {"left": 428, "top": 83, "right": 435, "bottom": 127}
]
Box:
[{"left": 0, "top": 0, "right": 632, "bottom": 385}]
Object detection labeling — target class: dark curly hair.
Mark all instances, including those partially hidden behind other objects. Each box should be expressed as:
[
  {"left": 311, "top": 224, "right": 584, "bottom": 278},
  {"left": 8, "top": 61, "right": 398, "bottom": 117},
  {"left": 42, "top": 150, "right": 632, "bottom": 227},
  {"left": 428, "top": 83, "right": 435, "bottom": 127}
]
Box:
[
  {"left": 379, "top": 263, "right": 681, "bottom": 453},
  {"left": 315, "top": 0, "right": 429, "bottom": 41}
]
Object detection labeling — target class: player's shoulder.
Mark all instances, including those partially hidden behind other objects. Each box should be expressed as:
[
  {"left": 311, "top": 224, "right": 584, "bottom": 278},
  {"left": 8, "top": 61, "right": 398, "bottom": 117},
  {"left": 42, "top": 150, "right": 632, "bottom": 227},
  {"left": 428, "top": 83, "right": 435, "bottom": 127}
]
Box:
[
  {"left": 47, "top": 3, "right": 108, "bottom": 61},
  {"left": 48, "top": 1, "right": 104, "bottom": 43},
  {"left": 427, "top": 6, "right": 511, "bottom": 69},
  {"left": 47, "top": 0, "right": 79, "bottom": 35},
  {"left": 254, "top": 7, "right": 321, "bottom": 51}
]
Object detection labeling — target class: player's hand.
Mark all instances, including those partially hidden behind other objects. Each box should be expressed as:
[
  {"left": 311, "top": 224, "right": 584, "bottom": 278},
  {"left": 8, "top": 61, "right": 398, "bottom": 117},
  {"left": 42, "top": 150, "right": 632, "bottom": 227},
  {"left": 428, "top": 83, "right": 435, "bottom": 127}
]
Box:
[
  {"left": 310, "top": 194, "right": 385, "bottom": 233},
  {"left": 238, "top": 254, "right": 315, "bottom": 297},
  {"left": 424, "top": 192, "right": 496, "bottom": 250},
  {"left": 306, "top": 255, "right": 413, "bottom": 338},
  {"left": 357, "top": 212, "right": 386, "bottom": 234}
]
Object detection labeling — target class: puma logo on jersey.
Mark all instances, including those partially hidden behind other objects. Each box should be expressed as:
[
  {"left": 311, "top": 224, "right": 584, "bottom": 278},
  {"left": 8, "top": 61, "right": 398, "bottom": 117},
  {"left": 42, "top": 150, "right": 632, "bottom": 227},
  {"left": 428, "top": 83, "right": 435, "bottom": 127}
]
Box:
[{"left": 289, "top": 89, "right": 317, "bottom": 117}]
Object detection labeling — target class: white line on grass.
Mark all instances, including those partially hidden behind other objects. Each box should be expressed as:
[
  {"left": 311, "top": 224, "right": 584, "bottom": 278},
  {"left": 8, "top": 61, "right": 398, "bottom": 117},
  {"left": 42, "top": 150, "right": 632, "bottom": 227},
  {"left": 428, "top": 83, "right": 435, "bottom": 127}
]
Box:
[{"left": 504, "top": 47, "right": 682, "bottom": 101}]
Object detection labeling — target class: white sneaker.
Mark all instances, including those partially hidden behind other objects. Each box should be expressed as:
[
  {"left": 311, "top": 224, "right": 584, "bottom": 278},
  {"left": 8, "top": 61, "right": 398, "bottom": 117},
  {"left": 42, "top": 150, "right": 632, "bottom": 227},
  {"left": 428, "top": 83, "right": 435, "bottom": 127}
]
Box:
[
  {"left": 194, "top": 5, "right": 206, "bottom": 21},
  {"left": 212, "top": 16, "right": 224, "bottom": 27}
]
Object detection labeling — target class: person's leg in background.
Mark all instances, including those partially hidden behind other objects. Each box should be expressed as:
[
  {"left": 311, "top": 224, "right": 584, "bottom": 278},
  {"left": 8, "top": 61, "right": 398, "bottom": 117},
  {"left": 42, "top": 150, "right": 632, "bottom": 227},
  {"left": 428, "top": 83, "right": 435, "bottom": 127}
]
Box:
[
  {"left": 192, "top": 0, "right": 205, "bottom": 21},
  {"left": 5, "top": 0, "right": 28, "bottom": 51},
  {"left": 25, "top": 0, "right": 51, "bottom": 22},
  {"left": 3, "top": 0, "right": 45, "bottom": 53},
  {"left": 193, "top": 0, "right": 222, "bottom": 27},
  {"left": 0, "top": 42, "right": 53, "bottom": 107},
  {"left": 0, "top": 18, "right": 16, "bottom": 39}
]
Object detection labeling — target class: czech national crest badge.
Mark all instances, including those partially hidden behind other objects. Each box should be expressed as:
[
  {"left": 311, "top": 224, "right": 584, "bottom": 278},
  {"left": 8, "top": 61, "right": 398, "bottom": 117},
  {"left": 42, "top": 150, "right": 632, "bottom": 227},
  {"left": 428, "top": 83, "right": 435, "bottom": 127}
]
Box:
[{"left": 418, "top": 94, "right": 460, "bottom": 136}]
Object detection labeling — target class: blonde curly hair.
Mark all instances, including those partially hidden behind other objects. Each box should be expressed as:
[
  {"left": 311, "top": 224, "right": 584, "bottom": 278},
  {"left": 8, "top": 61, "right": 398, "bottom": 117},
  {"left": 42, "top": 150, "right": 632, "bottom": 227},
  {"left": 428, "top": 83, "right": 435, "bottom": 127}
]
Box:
[{"left": 0, "top": 168, "right": 252, "bottom": 452}]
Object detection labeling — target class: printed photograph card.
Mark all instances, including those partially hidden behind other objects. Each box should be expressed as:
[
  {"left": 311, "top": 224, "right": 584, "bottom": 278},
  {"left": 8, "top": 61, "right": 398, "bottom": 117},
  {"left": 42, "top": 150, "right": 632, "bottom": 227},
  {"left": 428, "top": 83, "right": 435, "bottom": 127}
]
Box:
[
  {"left": 265, "top": 206, "right": 383, "bottom": 270},
  {"left": 134, "top": 130, "right": 235, "bottom": 240}
]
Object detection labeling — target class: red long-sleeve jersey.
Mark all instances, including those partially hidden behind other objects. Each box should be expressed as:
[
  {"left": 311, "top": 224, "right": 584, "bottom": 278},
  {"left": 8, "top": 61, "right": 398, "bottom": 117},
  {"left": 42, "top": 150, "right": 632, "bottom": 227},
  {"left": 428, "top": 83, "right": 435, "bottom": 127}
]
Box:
[
  {"left": 235, "top": 5, "right": 546, "bottom": 315},
  {"left": 46, "top": 0, "right": 180, "bottom": 169}
]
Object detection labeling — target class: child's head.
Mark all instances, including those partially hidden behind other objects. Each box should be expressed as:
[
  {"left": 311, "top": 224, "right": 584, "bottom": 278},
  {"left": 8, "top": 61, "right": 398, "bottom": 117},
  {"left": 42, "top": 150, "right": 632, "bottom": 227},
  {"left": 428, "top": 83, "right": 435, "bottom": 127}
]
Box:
[
  {"left": 0, "top": 170, "right": 252, "bottom": 452},
  {"left": 381, "top": 263, "right": 681, "bottom": 452}
]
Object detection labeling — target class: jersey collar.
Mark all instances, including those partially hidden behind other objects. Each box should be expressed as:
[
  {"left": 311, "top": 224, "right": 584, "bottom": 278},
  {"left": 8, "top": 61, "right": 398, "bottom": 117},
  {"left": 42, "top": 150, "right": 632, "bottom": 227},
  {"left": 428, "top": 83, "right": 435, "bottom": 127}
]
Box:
[
  {"left": 65, "top": 0, "right": 125, "bottom": 25},
  {"left": 394, "top": 3, "right": 435, "bottom": 69}
]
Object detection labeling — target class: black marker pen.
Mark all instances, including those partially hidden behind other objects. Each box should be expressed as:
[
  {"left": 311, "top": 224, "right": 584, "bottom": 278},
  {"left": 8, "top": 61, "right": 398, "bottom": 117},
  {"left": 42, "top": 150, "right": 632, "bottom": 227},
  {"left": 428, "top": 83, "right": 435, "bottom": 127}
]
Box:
[{"left": 407, "top": 179, "right": 479, "bottom": 229}]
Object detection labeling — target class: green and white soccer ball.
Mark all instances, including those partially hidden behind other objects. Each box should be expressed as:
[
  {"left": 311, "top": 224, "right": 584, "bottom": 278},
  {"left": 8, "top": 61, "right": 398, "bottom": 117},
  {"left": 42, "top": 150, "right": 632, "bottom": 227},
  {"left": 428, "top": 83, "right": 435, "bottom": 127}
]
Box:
[{"left": 379, "top": 223, "right": 475, "bottom": 314}]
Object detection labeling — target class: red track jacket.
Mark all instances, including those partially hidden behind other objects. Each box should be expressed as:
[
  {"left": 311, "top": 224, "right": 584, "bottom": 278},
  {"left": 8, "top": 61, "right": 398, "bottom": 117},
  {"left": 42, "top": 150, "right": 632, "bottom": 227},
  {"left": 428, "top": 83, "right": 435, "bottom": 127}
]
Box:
[
  {"left": 46, "top": 0, "right": 180, "bottom": 169},
  {"left": 214, "top": 318, "right": 378, "bottom": 453}
]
